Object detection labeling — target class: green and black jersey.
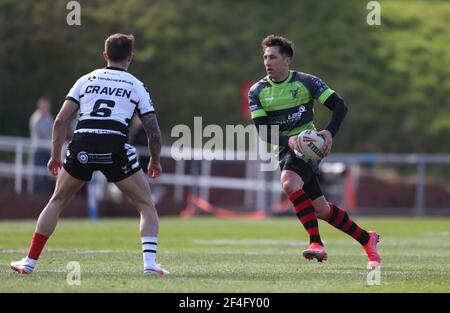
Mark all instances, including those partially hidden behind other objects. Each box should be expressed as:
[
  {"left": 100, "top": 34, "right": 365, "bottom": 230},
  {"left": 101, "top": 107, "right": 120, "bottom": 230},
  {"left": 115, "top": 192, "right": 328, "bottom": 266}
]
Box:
[{"left": 248, "top": 70, "right": 335, "bottom": 144}]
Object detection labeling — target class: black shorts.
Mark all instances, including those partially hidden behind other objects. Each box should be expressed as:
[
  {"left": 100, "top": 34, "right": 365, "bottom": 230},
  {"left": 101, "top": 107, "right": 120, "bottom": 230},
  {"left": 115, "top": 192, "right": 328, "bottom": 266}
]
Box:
[
  {"left": 279, "top": 149, "right": 323, "bottom": 200},
  {"left": 63, "top": 140, "right": 142, "bottom": 182}
]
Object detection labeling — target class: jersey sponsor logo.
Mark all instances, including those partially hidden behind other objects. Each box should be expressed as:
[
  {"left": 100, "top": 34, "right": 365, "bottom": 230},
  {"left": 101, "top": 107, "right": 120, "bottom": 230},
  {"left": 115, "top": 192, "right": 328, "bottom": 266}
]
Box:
[
  {"left": 77, "top": 151, "right": 89, "bottom": 164},
  {"left": 85, "top": 85, "right": 131, "bottom": 99},
  {"left": 77, "top": 151, "right": 113, "bottom": 164},
  {"left": 97, "top": 76, "right": 134, "bottom": 85},
  {"left": 271, "top": 105, "right": 306, "bottom": 126},
  {"left": 284, "top": 105, "right": 306, "bottom": 124}
]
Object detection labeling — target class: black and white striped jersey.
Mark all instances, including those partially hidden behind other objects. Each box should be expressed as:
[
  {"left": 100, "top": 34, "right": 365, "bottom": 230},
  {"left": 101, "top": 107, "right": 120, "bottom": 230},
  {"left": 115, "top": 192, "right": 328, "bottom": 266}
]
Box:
[{"left": 66, "top": 66, "right": 155, "bottom": 140}]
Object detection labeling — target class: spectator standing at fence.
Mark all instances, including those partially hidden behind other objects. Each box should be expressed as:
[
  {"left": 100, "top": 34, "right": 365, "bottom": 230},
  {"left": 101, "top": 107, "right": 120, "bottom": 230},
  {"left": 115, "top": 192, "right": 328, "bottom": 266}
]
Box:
[{"left": 29, "top": 97, "right": 54, "bottom": 193}]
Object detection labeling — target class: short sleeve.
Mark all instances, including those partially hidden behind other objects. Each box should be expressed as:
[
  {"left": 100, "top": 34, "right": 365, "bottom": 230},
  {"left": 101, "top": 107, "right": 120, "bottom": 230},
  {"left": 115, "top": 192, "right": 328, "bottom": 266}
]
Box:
[
  {"left": 137, "top": 84, "right": 155, "bottom": 117},
  {"left": 65, "top": 77, "right": 85, "bottom": 106},
  {"left": 248, "top": 85, "right": 267, "bottom": 119}
]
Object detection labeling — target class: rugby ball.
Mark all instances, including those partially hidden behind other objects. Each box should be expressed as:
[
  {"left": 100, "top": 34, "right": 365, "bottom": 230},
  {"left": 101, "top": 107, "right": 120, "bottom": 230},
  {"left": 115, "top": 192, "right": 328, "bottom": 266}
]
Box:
[{"left": 297, "top": 130, "right": 325, "bottom": 160}]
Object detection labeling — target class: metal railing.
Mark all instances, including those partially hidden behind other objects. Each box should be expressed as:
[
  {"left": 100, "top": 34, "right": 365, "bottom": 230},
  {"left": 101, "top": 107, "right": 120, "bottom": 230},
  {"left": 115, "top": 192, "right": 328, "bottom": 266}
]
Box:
[{"left": 0, "top": 135, "right": 449, "bottom": 216}]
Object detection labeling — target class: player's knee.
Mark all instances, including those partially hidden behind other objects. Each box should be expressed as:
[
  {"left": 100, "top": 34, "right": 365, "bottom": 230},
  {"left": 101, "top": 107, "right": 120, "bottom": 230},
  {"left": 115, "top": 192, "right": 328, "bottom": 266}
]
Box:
[
  {"left": 133, "top": 196, "right": 155, "bottom": 211},
  {"left": 281, "top": 180, "right": 298, "bottom": 196},
  {"left": 48, "top": 193, "right": 70, "bottom": 209}
]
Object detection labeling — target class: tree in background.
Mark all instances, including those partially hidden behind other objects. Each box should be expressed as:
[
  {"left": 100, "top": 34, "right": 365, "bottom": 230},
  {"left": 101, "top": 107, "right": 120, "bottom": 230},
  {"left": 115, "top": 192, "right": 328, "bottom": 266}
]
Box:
[{"left": 0, "top": 0, "right": 448, "bottom": 153}]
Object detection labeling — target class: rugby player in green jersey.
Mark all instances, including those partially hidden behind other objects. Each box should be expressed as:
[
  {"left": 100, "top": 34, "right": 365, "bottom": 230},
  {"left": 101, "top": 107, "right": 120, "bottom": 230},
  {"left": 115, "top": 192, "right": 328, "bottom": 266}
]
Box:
[{"left": 248, "top": 35, "right": 381, "bottom": 268}]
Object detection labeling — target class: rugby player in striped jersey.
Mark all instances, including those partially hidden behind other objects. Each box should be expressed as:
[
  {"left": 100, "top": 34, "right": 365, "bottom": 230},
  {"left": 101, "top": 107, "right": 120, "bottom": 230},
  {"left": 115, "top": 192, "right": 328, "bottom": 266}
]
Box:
[{"left": 11, "top": 34, "right": 169, "bottom": 276}]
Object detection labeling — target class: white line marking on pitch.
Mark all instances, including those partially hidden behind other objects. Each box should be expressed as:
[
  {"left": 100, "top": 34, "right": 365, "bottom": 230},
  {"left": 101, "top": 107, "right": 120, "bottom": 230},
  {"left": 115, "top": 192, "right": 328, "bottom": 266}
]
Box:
[
  {"left": 191, "top": 239, "right": 310, "bottom": 246},
  {"left": 0, "top": 248, "right": 131, "bottom": 254}
]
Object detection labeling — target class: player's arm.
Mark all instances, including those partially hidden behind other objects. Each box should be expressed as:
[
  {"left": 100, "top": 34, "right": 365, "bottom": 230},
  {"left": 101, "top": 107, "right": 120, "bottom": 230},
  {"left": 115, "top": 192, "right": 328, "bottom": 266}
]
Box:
[
  {"left": 139, "top": 112, "right": 162, "bottom": 178},
  {"left": 135, "top": 82, "right": 162, "bottom": 178},
  {"left": 48, "top": 99, "right": 79, "bottom": 176},
  {"left": 323, "top": 92, "right": 348, "bottom": 137},
  {"left": 318, "top": 93, "right": 348, "bottom": 156},
  {"left": 303, "top": 74, "right": 348, "bottom": 156}
]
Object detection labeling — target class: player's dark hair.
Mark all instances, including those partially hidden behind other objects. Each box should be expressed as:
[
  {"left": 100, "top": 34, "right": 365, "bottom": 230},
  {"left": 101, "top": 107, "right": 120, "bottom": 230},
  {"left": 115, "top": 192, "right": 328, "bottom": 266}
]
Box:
[
  {"left": 262, "top": 34, "right": 294, "bottom": 58},
  {"left": 105, "top": 33, "right": 135, "bottom": 62}
]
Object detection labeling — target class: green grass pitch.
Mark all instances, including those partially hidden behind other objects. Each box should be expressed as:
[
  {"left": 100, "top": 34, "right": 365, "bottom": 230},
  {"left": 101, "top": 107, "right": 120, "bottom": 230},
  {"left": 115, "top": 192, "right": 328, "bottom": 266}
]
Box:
[{"left": 1, "top": 216, "right": 449, "bottom": 292}]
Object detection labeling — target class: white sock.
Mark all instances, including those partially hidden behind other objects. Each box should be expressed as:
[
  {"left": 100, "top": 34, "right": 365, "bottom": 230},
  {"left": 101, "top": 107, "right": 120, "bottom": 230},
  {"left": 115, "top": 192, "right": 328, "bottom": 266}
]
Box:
[
  {"left": 141, "top": 236, "right": 157, "bottom": 269},
  {"left": 25, "top": 257, "right": 37, "bottom": 267}
]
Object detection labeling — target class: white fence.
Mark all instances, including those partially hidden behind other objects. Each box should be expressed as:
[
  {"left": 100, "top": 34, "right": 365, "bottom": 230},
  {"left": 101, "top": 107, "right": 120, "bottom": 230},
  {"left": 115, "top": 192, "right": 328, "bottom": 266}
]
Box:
[{"left": 0, "top": 135, "right": 449, "bottom": 216}]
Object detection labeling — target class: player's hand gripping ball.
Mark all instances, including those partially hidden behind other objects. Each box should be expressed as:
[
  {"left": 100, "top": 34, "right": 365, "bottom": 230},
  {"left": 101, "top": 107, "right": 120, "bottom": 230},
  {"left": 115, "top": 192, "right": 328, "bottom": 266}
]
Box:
[{"left": 297, "top": 130, "right": 325, "bottom": 160}]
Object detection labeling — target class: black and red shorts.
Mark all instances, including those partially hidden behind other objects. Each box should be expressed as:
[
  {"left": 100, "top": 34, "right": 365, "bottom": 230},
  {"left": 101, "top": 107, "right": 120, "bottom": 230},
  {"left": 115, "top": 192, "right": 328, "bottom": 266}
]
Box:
[{"left": 279, "top": 148, "right": 323, "bottom": 200}]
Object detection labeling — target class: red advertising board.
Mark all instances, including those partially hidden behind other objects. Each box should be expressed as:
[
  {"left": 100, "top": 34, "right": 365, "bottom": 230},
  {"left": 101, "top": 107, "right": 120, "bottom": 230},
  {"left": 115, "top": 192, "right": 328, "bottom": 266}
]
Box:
[{"left": 241, "top": 81, "right": 255, "bottom": 120}]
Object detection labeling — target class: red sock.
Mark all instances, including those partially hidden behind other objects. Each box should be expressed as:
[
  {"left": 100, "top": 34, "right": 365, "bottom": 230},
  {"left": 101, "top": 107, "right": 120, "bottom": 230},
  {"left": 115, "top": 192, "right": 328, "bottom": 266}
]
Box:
[
  {"left": 289, "top": 189, "right": 323, "bottom": 246},
  {"left": 27, "top": 232, "right": 49, "bottom": 260},
  {"left": 324, "top": 203, "right": 370, "bottom": 246}
]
